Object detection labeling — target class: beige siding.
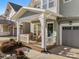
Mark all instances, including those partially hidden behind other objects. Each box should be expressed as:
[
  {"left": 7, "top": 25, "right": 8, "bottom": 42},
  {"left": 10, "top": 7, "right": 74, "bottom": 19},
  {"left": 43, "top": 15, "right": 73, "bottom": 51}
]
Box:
[{"left": 3, "top": 24, "right": 9, "bottom": 32}]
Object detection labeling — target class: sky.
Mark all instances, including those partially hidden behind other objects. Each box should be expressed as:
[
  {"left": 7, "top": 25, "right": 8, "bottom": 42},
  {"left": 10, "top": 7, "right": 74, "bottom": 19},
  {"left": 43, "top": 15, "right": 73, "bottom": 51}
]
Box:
[{"left": 0, "top": 0, "right": 32, "bottom": 15}]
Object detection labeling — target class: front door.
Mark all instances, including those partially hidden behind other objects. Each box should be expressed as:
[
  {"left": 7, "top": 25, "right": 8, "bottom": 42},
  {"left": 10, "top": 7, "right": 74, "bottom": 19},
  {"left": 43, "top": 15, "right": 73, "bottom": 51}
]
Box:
[
  {"left": 48, "top": 23, "right": 53, "bottom": 37},
  {"left": 47, "top": 23, "right": 53, "bottom": 45}
]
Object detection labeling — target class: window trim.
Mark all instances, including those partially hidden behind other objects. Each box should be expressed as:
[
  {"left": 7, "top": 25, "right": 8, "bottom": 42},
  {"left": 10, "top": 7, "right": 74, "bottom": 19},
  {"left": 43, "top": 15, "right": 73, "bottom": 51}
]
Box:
[{"left": 63, "top": 0, "right": 72, "bottom": 3}]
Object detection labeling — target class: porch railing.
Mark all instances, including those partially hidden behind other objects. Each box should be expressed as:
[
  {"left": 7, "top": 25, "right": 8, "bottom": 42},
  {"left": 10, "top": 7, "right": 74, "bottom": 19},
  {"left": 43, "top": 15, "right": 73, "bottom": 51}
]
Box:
[{"left": 20, "top": 34, "right": 30, "bottom": 44}]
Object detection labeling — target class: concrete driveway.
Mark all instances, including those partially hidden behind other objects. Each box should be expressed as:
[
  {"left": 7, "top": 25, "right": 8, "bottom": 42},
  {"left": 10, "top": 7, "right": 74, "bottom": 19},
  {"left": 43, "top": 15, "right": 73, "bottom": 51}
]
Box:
[
  {"left": 48, "top": 46, "right": 79, "bottom": 59},
  {"left": 27, "top": 46, "right": 79, "bottom": 59}
]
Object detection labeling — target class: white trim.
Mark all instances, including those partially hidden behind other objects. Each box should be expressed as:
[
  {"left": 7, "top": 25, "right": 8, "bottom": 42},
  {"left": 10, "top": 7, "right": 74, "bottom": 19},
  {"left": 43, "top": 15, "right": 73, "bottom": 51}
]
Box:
[
  {"left": 47, "top": 21, "right": 54, "bottom": 24},
  {"left": 60, "top": 23, "right": 79, "bottom": 45},
  {"left": 23, "top": 7, "right": 45, "bottom": 12},
  {"left": 63, "top": 0, "right": 72, "bottom": 3},
  {"left": 41, "top": 0, "right": 43, "bottom": 9},
  {"left": 17, "top": 21, "right": 20, "bottom": 41}
]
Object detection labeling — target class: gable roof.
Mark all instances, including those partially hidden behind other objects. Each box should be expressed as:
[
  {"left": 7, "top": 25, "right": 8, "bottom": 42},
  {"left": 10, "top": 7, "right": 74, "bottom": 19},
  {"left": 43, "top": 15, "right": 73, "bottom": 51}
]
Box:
[{"left": 9, "top": 2, "right": 22, "bottom": 12}]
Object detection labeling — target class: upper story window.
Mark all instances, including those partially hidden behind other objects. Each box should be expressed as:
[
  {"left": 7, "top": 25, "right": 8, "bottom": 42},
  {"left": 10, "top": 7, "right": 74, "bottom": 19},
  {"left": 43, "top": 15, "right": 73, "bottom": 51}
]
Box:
[
  {"left": 49, "top": 0, "right": 55, "bottom": 8},
  {"left": 63, "top": 0, "right": 72, "bottom": 3},
  {"left": 34, "top": 4, "right": 40, "bottom": 8},
  {"left": 42, "top": 0, "right": 55, "bottom": 9},
  {"left": 43, "top": 4, "right": 47, "bottom": 9},
  {"left": 43, "top": 0, "right": 47, "bottom": 9}
]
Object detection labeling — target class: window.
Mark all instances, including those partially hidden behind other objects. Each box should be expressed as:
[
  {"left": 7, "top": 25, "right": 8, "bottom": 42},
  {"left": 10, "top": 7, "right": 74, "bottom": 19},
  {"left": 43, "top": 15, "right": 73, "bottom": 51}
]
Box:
[
  {"left": 43, "top": 4, "right": 47, "bottom": 9},
  {"left": 49, "top": 1, "right": 54, "bottom": 8},
  {"left": 43, "top": 0, "right": 47, "bottom": 4},
  {"left": 73, "top": 26, "right": 79, "bottom": 30},
  {"left": 34, "top": 3, "right": 40, "bottom": 8},
  {"left": 47, "top": 23, "right": 53, "bottom": 37},
  {"left": 42, "top": 0, "right": 55, "bottom": 9},
  {"left": 63, "top": 27, "right": 72, "bottom": 30},
  {"left": 63, "top": 0, "right": 72, "bottom": 3},
  {"left": 43, "top": 0, "right": 47, "bottom": 9}
]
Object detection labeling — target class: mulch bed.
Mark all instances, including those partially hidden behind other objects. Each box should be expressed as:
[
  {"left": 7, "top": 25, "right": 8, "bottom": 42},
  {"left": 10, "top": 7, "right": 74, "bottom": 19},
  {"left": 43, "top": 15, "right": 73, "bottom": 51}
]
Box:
[{"left": 0, "top": 39, "right": 30, "bottom": 59}]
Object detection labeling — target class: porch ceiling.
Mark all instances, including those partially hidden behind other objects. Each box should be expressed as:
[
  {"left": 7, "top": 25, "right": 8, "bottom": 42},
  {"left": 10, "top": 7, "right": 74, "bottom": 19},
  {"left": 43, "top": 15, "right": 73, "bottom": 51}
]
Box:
[{"left": 18, "top": 14, "right": 40, "bottom": 23}]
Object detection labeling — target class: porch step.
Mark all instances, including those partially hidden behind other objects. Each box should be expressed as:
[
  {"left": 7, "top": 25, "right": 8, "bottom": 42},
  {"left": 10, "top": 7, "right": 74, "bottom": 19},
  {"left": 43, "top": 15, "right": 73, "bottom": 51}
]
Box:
[
  {"left": 23, "top": 42, "right": 44, "bottom": 52},
  {"left": 47, "top": 44, "right": 56, "bottom": 50}
]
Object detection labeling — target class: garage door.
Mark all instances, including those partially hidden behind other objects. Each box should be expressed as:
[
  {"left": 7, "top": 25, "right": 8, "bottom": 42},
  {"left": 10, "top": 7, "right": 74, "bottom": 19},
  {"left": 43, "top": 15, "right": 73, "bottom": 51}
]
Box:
[{"left": 62, "top": 26, "right": 79, "bottom": 48}]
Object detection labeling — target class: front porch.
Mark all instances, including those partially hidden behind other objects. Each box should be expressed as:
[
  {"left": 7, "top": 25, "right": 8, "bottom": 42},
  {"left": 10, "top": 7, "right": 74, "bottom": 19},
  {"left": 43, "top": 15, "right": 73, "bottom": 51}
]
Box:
[
  {"left": 12, "top": 7, "right": 60, "bottom": 51},
  {"left": 17, "top": 14, "right": 58, "bottom": 51}
]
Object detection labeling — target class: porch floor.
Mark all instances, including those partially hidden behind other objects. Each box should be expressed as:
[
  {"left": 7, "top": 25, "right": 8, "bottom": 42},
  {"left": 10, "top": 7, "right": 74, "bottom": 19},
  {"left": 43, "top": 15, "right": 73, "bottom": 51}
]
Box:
[
  {"left": 22, "top": 40, "right": 56, "bottom": 52},
  {"left": 22, "top": 41, "right": 44, "bottom": 52}
]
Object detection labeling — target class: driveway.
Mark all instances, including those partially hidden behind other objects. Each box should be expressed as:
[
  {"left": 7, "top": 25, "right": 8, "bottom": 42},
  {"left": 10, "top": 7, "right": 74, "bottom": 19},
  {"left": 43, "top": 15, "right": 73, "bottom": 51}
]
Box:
[
  {"left": 48, "top": 46, "right": 79, "bottom": 59},
  {"left": 27, "top": 46, "right": 79, "bottom": 59}
]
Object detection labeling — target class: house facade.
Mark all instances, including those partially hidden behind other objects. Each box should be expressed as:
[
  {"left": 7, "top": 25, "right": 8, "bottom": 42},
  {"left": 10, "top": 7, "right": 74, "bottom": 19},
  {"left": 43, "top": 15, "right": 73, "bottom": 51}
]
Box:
[{"left": 5, "top": 0, "right": 79, "bottom": 51}]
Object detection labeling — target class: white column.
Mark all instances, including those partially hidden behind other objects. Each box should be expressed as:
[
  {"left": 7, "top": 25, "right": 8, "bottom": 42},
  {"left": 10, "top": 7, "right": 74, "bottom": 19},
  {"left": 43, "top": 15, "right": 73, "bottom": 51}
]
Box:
[
  {"left": 40, "top": 0, "right": 43, "bottom": 9},
  {"left": 17, "top": 21, "right": 20, "bottom": 41},
  {"left": 13, "top": 26, "right": 15, "bottom": 36},
  {"left": 39, "top": 14, "right": 47, "bottom": 51},
  {"left": 30, "top": 23, "right": 34, "bottom": 33},
  {"left": 26, "top": 34, "right": 30, "bottom": 44}
]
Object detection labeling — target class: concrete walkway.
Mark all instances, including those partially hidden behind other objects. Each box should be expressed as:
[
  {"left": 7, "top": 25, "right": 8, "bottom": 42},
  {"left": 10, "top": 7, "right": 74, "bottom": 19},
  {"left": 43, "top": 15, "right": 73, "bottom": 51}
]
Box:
[
  {"left": 27, "top": 50, "right": 71, "bottom": 59},
  {"left": 0, "top": 36, "right": 16, "bottom": 41}
]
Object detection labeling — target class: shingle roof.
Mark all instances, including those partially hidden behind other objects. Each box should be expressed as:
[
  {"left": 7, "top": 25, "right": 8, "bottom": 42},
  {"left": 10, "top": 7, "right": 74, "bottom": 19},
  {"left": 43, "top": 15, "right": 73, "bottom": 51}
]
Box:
[{"left": 9, "top": 2, "right": 22, "bottom": 11}]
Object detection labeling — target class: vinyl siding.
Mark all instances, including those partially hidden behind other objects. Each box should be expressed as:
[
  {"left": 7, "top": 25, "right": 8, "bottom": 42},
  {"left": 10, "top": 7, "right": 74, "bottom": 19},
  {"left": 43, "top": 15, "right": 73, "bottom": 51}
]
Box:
[{"left": 60, "top": 0, "right": 79, "bottom": 16}]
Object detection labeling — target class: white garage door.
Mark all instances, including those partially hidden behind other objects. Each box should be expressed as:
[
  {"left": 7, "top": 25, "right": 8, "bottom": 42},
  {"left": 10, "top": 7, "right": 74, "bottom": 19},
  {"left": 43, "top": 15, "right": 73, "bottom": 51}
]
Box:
[{"left": 62, "top": 26, "right": 79, "bottom": 48}]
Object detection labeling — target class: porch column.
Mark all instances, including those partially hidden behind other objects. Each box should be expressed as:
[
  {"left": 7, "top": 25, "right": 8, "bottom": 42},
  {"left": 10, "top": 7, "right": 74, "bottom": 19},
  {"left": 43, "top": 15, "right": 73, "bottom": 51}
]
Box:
[
  {"left": 17, "top": 21, "right": 20, "bottom": 41},
  {"left": 39, "top": 14, "right": 47, "bottom": 51},
  {"left": 13, "top": 26, "right": 15, "bottom": 36},
  {"left": 40, "top": 0, "right": 43, "bottom": 9}
]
